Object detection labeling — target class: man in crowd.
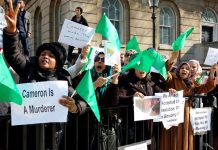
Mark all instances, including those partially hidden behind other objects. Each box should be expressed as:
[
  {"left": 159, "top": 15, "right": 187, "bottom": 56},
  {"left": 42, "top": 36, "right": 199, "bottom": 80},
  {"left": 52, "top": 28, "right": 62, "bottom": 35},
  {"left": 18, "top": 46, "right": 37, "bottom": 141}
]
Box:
[
  {"left": 16, "top": 0, "right": 31, "bottom": 56},
  {"left": 67, "top": 7, "right": 88, "bottom": 64}
]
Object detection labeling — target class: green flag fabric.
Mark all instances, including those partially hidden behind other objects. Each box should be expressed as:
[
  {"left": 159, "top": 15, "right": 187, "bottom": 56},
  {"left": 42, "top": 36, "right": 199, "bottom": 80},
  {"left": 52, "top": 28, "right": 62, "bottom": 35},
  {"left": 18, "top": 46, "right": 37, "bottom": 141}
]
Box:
[
  {"left": 152, "top": 53, "right": 167, "bottom": 80},
  {"left": 172, "top": 27, "right": 194, "bottom": 51},
  {"left": 126, "top": 35, "right": 140, "bottom": 53},
  {"left": 195, "top": 72, "right": 207, "bottom": 84},
  {"left": 81, "top": 47, "right": 93, "bottom": 72},
  {"left": 95, "top": 14, "right": 121, "bottom": 50},
  {"left": 0, "top": 54, "right": 22, "bottom": 105},
  {"left": 75, "top": 69, "right": 100, "bottom": 122},
  {"left": 121, "top": 48, "right": 168, "bottom": 79}
]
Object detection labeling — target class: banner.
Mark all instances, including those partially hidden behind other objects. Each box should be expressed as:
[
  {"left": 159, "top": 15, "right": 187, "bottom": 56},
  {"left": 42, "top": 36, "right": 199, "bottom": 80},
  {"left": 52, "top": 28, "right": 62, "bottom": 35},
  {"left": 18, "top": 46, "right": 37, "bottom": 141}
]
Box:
[
  {"left": 11, "top": 81, "right": 68, "bottom": 126},
  {"left": 58, "top": 19, "right": 95, "bottom": 48}
]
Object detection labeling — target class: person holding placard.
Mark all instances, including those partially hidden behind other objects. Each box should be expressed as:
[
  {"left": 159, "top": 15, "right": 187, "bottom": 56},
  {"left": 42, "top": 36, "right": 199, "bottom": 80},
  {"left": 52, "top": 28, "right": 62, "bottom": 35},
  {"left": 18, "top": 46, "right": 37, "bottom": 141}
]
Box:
[
  {"left": 3, "top": 1, "right": 88, "bottom": 149},
  {"left": 103, "top": 65, "right": 164, "bottom": 149},
  {"left": 160, "top": 51, "right": 218, "bottom": 150},
  {"left": 67, "top": 7, "right": 89, "bottom": 64}
]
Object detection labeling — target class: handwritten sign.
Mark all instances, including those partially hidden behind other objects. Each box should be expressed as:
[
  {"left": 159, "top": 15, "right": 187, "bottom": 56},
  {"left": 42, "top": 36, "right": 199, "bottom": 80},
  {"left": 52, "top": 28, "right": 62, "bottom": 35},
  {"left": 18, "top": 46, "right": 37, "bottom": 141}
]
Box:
[
  {"left": 190, "top": 107, "right": 212, "bottom": 134},
  {"left": 11, "top": 81, "right": 68, "bottom": 126},
  {"left": 154, "top": 91, "right": 185, "bottom": 129},
  {"left": 204, "top": 47, "right": 218, "bottom": 66},
  {"left": 58, "top": 19, "right": 95, "bottom": 48},
  {"left": 134, "top": 96, "right": 161, "bottom": 121},
  {"left": 0, "top": 7, "right": 7, "bottom": 49},
  {"left": 104, "top": 42, "right": 120, "bottom": 66}
]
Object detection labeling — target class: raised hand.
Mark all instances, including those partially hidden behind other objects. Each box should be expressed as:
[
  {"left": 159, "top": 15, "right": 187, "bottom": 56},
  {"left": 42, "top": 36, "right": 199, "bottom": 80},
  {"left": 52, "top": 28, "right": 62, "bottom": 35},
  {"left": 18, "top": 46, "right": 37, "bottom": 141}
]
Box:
[
  {"left": 81, "top": 44, "right": 90, "bottom": 59},
  {"left": 5, "top": 0, "right": 20, "bottom": 33}
]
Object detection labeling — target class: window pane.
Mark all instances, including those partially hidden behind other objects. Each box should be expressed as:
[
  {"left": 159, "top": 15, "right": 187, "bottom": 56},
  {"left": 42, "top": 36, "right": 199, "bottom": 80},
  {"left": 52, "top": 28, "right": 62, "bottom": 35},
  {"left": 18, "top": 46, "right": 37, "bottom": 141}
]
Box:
[
  {"left": 202, "top": 9, "right": 217, "bottom": 23},
  {"left": 109, "top": 5, "right": 116, "bottom": 19},
  {"left": 159, "top": 7, "right": 175, "bottom": 45},
  {"left": 102, "top": 0, "right": 123, "bottom": 42}
]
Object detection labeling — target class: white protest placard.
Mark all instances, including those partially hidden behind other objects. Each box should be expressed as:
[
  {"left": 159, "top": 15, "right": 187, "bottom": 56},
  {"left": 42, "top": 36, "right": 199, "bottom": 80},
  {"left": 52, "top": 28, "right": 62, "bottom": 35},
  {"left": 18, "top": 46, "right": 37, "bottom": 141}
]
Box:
[
  {"left": 58, "top": 19, "right": 95, "bottom": 48},
  {"left": 84, "top": 46, "right": 104, "bottom": 70},
  {"left": 104, "top": 42, "right": 121, "bottom": 66},
  {"left": 204, "top": 47, "right": 218, "bottom": 66},
  {"left": 11, "top": 81, "right": 68, "bottom": 126},
  {"left": 134, "top": 96, "right": 161, "bottom": 121},
  {"left": 0, "top": 7, "right": 7, "bottom": 49},
  {"left": 190, "top": 107, "right": 212, "bottom": 134},
  {"left": 154, "top": 91, "right": 185, "bottom": 129},
  {"left": 118, "top": 141, "right": 148, "bottom": 150}
]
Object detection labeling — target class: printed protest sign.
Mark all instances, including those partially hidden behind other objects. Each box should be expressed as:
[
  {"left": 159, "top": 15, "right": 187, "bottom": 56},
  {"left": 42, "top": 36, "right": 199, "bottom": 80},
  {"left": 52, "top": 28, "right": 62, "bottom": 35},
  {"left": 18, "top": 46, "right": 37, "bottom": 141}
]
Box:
[
  {"left": 204, "top": 47, "right": 218, "bottom": 66},
  {"left": 0, "top": 7, "right": 7, "bottom": 49},
  {"left": 104, "top": 42, "right": 120, "bottom": 66},
  {"left": 11, "top": 81, "right": 68, "bottom": 126},
  {"left": 154, "top": 91, "right": 185, "bottom": 129},
  {"left": 190, "top": 107, "right": 212, "bottom": 134},
  {"left": 134, "top": 96, "right": 161, "bottom": 121},
  {"left": 58, "top": 19, "right": 95, "bottom": 48}
]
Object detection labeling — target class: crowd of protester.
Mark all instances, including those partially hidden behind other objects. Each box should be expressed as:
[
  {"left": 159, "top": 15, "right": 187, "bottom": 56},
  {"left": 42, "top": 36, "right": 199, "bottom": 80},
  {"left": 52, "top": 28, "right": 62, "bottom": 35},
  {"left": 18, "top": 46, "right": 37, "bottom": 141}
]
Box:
[{"left": 1, "top": 0, "right": 218, "bottom": 150}]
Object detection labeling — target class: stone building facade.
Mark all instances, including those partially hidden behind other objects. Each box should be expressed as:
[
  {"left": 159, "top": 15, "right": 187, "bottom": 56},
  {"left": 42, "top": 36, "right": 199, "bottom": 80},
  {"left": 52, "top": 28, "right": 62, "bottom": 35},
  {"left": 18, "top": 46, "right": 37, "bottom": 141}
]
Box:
[{"left": 4, "top": 0, "right": 218, "bottom": 64}]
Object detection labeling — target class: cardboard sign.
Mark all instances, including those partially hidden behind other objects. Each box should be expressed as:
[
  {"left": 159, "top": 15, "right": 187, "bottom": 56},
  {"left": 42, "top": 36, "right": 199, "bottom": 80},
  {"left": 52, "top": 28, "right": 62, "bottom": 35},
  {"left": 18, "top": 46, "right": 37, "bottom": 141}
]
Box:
[
  {"left": 58, "top": 19, "right": 95, "bottom": 48},
  {"left": 11, "top": 81, "right": 68, "bottom": 126}
]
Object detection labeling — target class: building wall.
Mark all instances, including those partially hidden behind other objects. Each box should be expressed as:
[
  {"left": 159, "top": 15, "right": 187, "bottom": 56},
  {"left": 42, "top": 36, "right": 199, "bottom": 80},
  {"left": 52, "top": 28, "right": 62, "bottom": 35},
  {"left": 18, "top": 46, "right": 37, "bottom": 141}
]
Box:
[{"left": 25, "top": 0, "right": 218, "bottom": 62}]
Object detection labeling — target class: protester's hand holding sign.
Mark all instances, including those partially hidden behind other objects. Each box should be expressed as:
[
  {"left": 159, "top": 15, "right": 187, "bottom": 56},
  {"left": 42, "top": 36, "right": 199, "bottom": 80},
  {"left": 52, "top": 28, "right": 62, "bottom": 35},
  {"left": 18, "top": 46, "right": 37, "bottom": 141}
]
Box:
[{"left": 81, "top": 44, "right": 90, "bottom": 59}]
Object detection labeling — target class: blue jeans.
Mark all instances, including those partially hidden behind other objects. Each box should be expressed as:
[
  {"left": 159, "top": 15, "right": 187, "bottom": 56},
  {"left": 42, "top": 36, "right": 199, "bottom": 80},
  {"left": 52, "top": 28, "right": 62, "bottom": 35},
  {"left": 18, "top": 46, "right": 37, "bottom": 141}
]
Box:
[{"left": 19, "top": 32, "right": 29, "bottom": 56}]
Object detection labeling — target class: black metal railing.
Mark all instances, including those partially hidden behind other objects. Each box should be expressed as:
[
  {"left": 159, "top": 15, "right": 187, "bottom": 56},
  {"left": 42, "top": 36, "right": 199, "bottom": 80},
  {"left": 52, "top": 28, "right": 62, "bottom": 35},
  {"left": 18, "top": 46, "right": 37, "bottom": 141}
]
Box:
[{"left": 0, "top": 95, "right": 216, "bottom": 150}]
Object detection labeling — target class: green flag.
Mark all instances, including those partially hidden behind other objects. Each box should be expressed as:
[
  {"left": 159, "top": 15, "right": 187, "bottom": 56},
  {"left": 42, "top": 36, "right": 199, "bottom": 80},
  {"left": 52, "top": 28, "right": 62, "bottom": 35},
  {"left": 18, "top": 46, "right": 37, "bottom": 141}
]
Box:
[
  {"left": 95, "top": 14, "right": 121, "bottom": 50},
  {"left": 126, "top": 35, "right": 140, "bottom": 53},
  {"left": 121, "top": 53, "right": 142, "bottom": 73},
  {"left": 121, "top": 50, "right": 156, "bottom": 73},
  {"left": 172, "top": 27, "right": 194, "bottom": 51},
  {"left": 152, "top": 52, "right": 167, "bottom": 80},
  {"left": 81, "top": 47, "right": 93, "bottom": 72},
  {"left": 75, "top": 69, "right": 100, "bottom": 122},
  {"left": 195, "top": 72, "right": 207, "bottom": 84},
  {"left": 0, "top": 54, "right": 22, "bottom": 105}
]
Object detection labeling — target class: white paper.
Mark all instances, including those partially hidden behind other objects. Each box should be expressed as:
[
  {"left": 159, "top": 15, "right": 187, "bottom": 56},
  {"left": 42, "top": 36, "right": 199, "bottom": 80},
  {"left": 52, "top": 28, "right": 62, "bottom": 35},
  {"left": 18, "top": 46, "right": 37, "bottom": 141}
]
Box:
[
  {"left": 0, "top": 7, "right": 7, "bottom": 49},
  {"left": 124, "top": 142, "right": 147, "bottom": 150},
  {"left": 134, "top": 96, "right": 161, "bottom": 121},
  {"left": 154, "top": 91, "right": 185, "bottom": 129},
  {"left": 204, "top": 47, "right": 218, "bottom": 66},
  {"left": 58, "top": 19, "right": 95, "bottom": 48},
  {"left": 11, "top": 81, "right": 68, "bottom": 126},
  {"left": 190, "top": 107, "right": 212, "bottom": 134},
  {"left": 104, "top": 42, "right": 121, "bottom": 66}
]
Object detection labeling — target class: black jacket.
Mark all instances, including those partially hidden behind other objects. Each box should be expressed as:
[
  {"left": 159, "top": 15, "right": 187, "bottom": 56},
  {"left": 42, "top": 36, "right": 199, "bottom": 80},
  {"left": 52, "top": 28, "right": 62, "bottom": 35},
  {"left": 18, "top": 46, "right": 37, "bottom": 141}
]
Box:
[
  {"left": 3, "top": 29, "right": 87, "bottom": 114},
  {"left": 71, "top": 15, "right": 88, "bottom": 26}
]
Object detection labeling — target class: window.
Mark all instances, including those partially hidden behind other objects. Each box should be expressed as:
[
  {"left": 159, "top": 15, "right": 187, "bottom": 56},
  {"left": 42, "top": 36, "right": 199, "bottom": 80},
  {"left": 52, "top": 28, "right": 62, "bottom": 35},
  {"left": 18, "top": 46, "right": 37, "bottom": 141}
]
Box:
[
  {"left": 34, "top": 7, "right": 42, "bottom": 51},
  {"left": 159, "top": 6, "right": 175, "bottom": 45},
  {"left": 102, "top": 0, "right": 124, "bottom": 42},
  {"left": 49, "top": 0, "right": 62, "bottom": 42},
  {"left": 201, "top": 8, "right": 218, "bottom": 42}
]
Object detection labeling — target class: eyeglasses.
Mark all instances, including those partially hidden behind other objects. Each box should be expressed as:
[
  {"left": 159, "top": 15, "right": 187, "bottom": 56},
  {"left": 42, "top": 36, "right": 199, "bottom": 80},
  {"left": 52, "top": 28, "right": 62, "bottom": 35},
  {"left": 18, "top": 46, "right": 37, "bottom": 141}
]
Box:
[{"left": 94, "top": 57, "right": 105, "bottom": 62}]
